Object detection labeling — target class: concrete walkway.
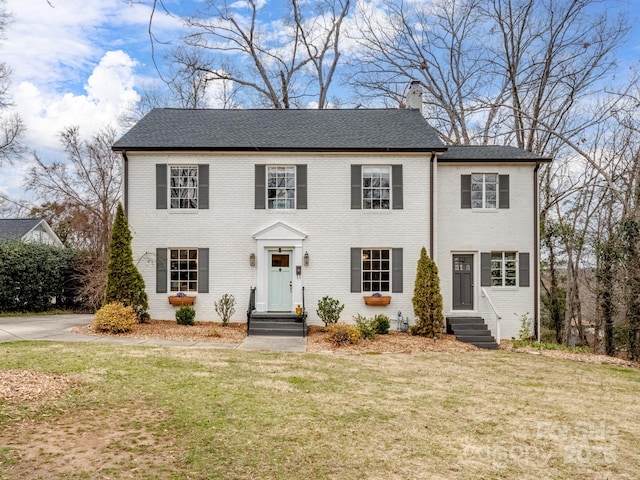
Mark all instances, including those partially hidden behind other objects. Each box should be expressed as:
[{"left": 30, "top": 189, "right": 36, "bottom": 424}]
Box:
[{"left": 0, "top": 314, "right": 307, "bottom": 352}]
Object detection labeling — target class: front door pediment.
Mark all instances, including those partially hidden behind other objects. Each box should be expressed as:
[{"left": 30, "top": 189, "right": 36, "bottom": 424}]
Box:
[{"left": 253, "top": 222, "right": 307, "bottom": 241}]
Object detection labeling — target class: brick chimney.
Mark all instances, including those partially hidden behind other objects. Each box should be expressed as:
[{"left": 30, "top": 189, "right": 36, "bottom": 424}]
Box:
[{"left": 404, "top": 80, "right": 423, "bottom": 110}]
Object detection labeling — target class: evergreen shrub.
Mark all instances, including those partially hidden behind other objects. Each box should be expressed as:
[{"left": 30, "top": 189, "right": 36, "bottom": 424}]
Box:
[
  {"left": 176, "top": 305, "right": 196, "bottom": 325},
  {"left": 93, "top": 302, "right": 137, "bottom": 333}
]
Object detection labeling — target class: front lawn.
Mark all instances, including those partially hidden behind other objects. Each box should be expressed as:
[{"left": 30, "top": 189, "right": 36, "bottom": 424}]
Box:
[{"left": 0, "top": 342, "right": 638, "bottom": 479}]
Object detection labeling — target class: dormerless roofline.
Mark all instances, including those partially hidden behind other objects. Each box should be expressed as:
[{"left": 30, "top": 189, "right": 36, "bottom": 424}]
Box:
[{"left": 112, "top": 146, "right": 449, "bottom": 153}]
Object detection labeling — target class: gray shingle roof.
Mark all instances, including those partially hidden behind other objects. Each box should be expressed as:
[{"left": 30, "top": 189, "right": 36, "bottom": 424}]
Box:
[
  {"left": 0, "top": 218, "right": 42, "bottom": 241},
  {"left": 439, "top": 145, "right": 552, "bottom": 162},
  {"left": 113, "top": 108, "right": 446, "bottom": 152}
]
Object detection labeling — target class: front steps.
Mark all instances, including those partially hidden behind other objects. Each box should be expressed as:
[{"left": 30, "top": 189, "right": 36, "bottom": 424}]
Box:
[
  {"left": 446, "top": 317, "right": 498, "bottom": 349},
  {"left": 248, "top": 312, "right": 306, "bottom": 337}
]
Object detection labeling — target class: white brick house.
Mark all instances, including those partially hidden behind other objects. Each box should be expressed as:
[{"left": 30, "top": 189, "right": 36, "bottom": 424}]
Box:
[{"left": 113, "top": 108, "right": 551, "bottom": 342}]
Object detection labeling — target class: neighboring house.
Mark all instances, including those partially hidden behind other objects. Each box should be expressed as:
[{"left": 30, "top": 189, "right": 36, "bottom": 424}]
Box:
[
  {"left": 0, "top": 218, "right": 64, "bottom": 248},
  {"left": 112, "top": 105, "right": 551, "bottom": 342}
]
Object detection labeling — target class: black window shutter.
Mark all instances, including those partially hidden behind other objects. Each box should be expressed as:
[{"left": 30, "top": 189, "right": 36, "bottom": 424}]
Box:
[
  {"left": 519, "top": 252, "right": 530, "bottom": 287},
  {"left": 198, "top": 248, "right": 209, "bottom": 293},
  {"left": 392, "top": 248, "right": 403, "bottom": 293},
  {"left": 499, "top": 174, "right": 510, "bottom": 209},
  {"left": 392, "top": 165, "right": 403, "bottom": 209},
  {"left": 461, "top": 175, "right": 471, "bottom": 208},
  {"left": 255, "top": 165, "right": 266, "bottom": 209},
  {"left": 481, "top": 252, "right": 491, "bottom": 286},
  {"left": 296, "top": 164, "right": 307, "bottom": 209},
  {"left": 351, "top": 248, "right": 361, "bottom": 292},
  {"left": 198, "top": 164, "right": 209, "bottom": 209},
  {"left": 156, "top": 248, "right": 167, "bottom": 293},
  {"left": 156, "top": 164, "right": 167, "bottom": 209},
  {"left": 351, "top": 165, "right": 362, "bottom": 209}
]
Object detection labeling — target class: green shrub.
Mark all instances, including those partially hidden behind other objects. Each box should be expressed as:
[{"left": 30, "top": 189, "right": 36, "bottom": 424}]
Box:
[
  {"left": 0, "top": 241, "right": 77, "bottom": 313},
  {"left": 104, "top": 203, "right": 149, "bottom": 322},
  {"left": 517, "top": 312, "right": 533, "bottom": 341},
  {"left": 93, "top": 302, "right": 137, "bottom": 333},
  {"left": 411, "top": 247, "right": 444, "bottom": 337},
  {"left": 176, "top": 305, "right": 196, "bottom": 325},
  {"left": 354, "top": 314, "right": 377, "bottom": 340},
  {"left": 316, "top": 296, "right": 345, "bottom": 326},
  {"left": 214, "top": 293, "right": 236, "bottom": 327},
  {"left": 326, "top": 323, "right": 361, "bottom": 345},
  {"left": 372, "top": 314, "right": 390, "bottom": 334}
]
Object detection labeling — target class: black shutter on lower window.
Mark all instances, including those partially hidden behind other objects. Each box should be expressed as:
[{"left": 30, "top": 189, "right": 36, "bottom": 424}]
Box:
[
  {"left": 198, "top": 248, "right": 209, "bottom": 293},
  {"left": 480, "top": 252, "right": 491, "bottom": 286},
  {"left": 392, "top": 248, "right": 403, "bottom": 293},
  {"left": 351, "top": 248, "right": 361, "bottom": 292},
  {"left": 519, "top": 252, "right": 530, "bottom": 287},
  {"left": 156, "top": 248, "right": 167, "bottom": 293}
]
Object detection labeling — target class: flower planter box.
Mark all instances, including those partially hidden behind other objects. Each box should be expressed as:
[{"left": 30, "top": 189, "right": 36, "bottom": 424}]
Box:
[
  {"left": 363, "top": 295, "right": 391, "bottom": 306},
  {"left": 168, "top": 296, "right": 196, "bottom": 306}
]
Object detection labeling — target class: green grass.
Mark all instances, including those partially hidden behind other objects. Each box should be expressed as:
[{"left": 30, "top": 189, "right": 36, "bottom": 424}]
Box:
[
  {"left": 0, "top": 310, "right": 75, "bottom": 317},
  {"left": 1, "top": 342, "right": 639, "bottom": 479},
  {"left": 512, "top": 339, "right": 591, "bottom": 353}
]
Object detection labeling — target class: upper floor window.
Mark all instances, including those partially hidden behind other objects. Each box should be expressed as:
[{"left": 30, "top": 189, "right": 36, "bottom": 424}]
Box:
[
  {"left": 352, "top": 165, "right": 402, "bottom": 210},
  {"left": 267, "top": 166, "right": 296, "bottom": 209},
  {"left": 491, "top": 251, "right": 517, "bottom": 287},
  {"left": 362, "top": 166, "right": 391, "bottom": 209},
  {"left": 461, "top": 174, "right": 509, "bottom": 209},
  {"left": 471, "top": 173, "right": 497, "bottom": 209},
  {"left": 170, "top": 166, "right": 198, "bottom": 209},
  {"left": 170, "top": 248, "right": 198, "bottom": 291}
]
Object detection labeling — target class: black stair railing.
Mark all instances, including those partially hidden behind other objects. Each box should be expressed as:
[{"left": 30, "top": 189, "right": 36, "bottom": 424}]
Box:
[
  {"left": 302, "top": 286, "right": 307, "bottom": 338},
  {"left": 247, "top": 287, "right": 256, "bottom": 335}
]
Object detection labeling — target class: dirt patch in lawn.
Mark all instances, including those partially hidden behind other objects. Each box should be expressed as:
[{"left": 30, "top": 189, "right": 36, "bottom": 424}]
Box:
[{"left": 0, "top": 403, "right": 176, "bottom": 479}]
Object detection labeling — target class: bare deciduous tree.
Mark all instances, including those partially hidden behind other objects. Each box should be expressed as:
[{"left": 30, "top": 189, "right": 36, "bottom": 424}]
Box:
[
  {"left": 150, "top": 0, "right": 351, "bottom": 109},
  {"left": 26, "top": 126, "right": 122, "bottom": 309}
]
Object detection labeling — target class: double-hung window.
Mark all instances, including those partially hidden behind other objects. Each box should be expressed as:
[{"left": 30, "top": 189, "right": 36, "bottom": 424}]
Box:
[
  {"left": 362, "top": 166, "right": 391, "bottom": 210},
  {"left": 461, "top": 174, "right": 509, "bottom": 209},
  {"left": 267, "top": 166, "right": 296, "bottom": 209},
  {"left": 362, "top": 249, "right": 391, "bottom": 292},
  {"left": 351, "top": 247, "right": 403, "bottom": 293},
  {"left": 170, "top": 248, "right": 198, "bottom": 292},
  {"left": 490, "top": 251, "right": 517, "bottom": 287},
  {"left": 170, "top": 166, "right": 198, "bottom": 209},
  {"left": 471, "top": 173, "right": 497, "bottom": 209}
]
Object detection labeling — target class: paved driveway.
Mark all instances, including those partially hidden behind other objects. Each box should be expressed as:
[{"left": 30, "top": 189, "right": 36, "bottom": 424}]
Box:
[{"left": 0, "top": 314, "right": 94, "bottom": 343}]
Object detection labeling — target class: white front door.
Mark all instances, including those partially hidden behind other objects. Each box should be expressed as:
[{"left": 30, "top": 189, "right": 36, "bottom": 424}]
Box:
[{"left": 268, "top": 250, "right": 292, "bottom": 311}]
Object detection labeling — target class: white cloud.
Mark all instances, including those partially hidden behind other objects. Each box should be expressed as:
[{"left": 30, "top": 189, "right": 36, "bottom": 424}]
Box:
[{"left": 14, "top": 50, "right": 140, "bottom": 152}]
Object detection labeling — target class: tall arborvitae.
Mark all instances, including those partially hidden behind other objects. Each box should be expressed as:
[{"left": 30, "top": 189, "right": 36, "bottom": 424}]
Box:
[
  {"left": 104, "top": 203, "right": 149, "bottom": 321},
  {"left": 411, "top": 247, "right": 444, "bottom": 337}
]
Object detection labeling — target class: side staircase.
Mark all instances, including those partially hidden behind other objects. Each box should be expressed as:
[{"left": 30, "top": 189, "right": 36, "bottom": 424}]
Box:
[
  {"left": 446, "top": 316, "right": 498, "bottom": 349},
  {"left": 248, "top": 312, "right": 306, "bottom": 337}
]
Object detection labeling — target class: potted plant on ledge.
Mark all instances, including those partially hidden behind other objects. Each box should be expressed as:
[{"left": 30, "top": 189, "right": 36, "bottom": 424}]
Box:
[
  {"left": 168, "top": 291, "right": 196, "bottom": 306},
  {"left": 363, "top": 292, "right": 391, "bottom": 306}
]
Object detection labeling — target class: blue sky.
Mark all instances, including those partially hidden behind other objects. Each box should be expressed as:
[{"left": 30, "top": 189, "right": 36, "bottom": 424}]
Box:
[
  {"left": 1, "top": 0, "right": 184, "bottom": 204},
  {"left": 1, "top": 0, "right": 639, "bottom": 206}
]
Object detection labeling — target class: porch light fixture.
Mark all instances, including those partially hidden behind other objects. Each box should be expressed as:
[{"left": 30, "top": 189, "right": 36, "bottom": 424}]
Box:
[
  {"left": 304, "top": 251, "right": 309, "bottom": 267},
  {"left": 250, "top": 253, "right": 256, "bottom": 267}
]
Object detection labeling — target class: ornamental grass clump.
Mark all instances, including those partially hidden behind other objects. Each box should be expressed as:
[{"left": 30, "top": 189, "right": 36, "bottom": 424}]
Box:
[{"left": 93, "top": 302, "right": 137, "bottom": 333}]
